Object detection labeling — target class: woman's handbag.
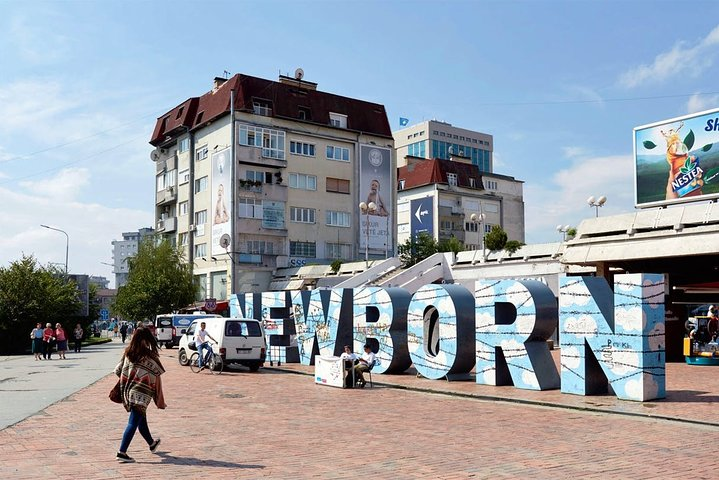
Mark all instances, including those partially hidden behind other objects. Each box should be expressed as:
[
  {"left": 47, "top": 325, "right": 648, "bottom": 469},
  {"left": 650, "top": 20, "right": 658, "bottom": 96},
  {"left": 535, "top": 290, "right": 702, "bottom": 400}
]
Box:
[{"left": 109, "top": 381, "right": 122, "bottom": 404}]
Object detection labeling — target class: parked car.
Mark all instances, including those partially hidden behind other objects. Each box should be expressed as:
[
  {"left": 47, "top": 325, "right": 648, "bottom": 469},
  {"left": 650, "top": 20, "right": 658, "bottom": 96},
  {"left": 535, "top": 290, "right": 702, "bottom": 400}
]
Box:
[
  {"left": 177, "top": 317, "right": 266, "bottom": 371},
  {"left": 155, "top": 313, "right": 222, "bottom": 349}
]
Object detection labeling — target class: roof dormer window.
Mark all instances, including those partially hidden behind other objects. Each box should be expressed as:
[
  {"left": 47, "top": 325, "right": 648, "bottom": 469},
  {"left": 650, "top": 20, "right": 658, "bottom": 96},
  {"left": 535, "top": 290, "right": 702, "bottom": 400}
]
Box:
[
  {"left": 329, "top": 112, "right": 347, "bottom": 129},
  {"left": 253, "top": 99, "right": 272, "bottom": 117}
]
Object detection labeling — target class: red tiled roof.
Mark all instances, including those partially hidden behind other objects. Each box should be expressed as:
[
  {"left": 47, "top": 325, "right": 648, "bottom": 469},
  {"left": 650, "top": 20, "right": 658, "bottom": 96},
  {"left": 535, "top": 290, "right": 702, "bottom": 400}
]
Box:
[
  {"left": 150, "top": 74, "right": 392, "bottom": 145},
  {"left": 398, "top": 157, "right": 484, "bottom": 190}
]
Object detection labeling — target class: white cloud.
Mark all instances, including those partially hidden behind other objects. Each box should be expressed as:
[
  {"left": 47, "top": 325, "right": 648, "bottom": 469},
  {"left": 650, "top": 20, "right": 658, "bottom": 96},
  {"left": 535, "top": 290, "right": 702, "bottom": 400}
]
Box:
[
  {"left": 619, "top": 24, "right": 719, "bottom": 88},
  {"left": 0, "top": 183, "right": 152, "bottom": 287},
  {"left": 523, "top": 154, "right": 635, "bottom": 243},
  {"left": 20, "top": 167, "right": 90, "bottom": 201},
  {"left": 561, "top": 146, "right": 588, "bottom": 158},
  {"left": 687, "top": 93, "right": 719, "bottom": 114}
]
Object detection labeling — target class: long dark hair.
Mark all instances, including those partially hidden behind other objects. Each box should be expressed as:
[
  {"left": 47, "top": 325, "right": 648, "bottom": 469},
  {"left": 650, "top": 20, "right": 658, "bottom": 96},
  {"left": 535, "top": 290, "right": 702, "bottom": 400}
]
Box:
[{"left": 124, "top": 327, "right": 161, "bottom": 365}]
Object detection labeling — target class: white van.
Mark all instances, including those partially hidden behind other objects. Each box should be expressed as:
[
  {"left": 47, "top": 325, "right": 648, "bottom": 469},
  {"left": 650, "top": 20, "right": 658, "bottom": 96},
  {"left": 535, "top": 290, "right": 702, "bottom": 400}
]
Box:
[
  {"left": 155, "top": 313, "right": 221, "bottom": 349},
  {"left": 178, "top": 317, "right": 267, "bottom": 372}
]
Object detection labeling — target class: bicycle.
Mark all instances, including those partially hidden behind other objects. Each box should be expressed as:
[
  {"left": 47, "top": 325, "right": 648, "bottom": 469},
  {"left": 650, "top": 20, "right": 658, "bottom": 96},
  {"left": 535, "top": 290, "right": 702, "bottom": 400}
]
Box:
[{"left": 189, "top": 342, "right": 224, "bottom": 375}]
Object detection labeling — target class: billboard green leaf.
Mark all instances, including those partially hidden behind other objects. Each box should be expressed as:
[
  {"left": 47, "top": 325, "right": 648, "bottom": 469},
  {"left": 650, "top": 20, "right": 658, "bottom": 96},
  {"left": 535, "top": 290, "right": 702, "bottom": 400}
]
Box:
[
  {"left": 684, "top": 130, "right": 695, "bottom": 150},
  {"left": 702, "top": 143, "right": 713, "bottom": 152},
  {"left": 705, "top": 167, "right": 719, "bottom": 184},
  {"left": 643, "top": 140, "right": 657, "bottom": 149}
]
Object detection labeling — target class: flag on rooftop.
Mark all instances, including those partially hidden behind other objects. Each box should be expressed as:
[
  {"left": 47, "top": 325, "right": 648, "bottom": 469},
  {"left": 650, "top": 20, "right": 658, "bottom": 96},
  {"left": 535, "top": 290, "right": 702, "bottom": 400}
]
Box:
[{"left": 399, "top": 117, "right": 409, "bottom": 127}]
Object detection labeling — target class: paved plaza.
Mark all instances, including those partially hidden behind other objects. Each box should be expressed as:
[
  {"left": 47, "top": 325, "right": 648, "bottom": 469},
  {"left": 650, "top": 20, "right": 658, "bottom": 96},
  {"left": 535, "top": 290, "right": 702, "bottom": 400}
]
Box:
[{"left": 1, "top": 340, "right": 718, "bottom": 479}]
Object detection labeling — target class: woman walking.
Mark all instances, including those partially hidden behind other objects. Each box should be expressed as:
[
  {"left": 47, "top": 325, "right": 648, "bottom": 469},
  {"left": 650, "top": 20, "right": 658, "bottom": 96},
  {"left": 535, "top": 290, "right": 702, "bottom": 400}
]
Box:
[
  {"left": 55, "top": 323, "right": 68, "bottom": 359},
  {"left": 114, "top": 327, "right": 166, "bottom": 463},
  {"left": 73, "top": 324, "right": 83, "bottom": 353},
  {"left": 30, "top": 323, "right": 44, "bottom": 360},
  {"left": 42, "top": 323, "right": 55, "bottom": 360}
]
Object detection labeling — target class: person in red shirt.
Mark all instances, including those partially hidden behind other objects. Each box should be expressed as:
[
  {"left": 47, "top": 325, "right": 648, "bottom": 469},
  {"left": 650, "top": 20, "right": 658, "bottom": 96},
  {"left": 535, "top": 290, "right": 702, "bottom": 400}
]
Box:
[
  {"left": 55, "top": 323, "right": 68, "bottom": 360},
  {"left": 42, "top": 323, "right": 55, "bottom": 360}
]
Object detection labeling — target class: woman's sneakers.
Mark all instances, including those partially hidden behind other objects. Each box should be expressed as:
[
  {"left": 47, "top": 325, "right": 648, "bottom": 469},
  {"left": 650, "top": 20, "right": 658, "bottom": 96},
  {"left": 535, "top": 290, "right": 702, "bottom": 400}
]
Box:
[
  {"left": 149, "top": 438, "right": 161, "bottom": 453},
  {"left": 116, "top": 452, "right": 135, "bottom": 463}
]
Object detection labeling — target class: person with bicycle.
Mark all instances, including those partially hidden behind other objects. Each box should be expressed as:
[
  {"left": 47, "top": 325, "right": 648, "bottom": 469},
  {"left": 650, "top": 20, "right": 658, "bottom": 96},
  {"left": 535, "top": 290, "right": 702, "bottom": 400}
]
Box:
[{"left": 194, "top": 322, "right": 217, "bottom": 370}]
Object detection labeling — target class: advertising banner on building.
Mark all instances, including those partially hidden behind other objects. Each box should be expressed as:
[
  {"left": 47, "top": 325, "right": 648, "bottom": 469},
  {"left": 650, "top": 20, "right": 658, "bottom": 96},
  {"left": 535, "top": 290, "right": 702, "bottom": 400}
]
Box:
[
  {"left": 211, "top": 147, "right": 232, "bottom": 255},
  {"left": 410, "top": 197, "right": 434, "bottom": 239},
  {"left": 359, "top": 145, "right": 392, "bottom": 250},
  {"left": 634, "top": 108, "right": 719, "bottom": 207}
]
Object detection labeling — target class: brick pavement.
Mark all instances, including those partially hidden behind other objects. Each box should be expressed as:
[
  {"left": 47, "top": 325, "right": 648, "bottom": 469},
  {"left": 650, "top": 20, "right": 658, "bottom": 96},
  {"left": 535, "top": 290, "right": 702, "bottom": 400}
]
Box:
[{"left": 1, "top": 348, "right": 718, "bottom": 479}]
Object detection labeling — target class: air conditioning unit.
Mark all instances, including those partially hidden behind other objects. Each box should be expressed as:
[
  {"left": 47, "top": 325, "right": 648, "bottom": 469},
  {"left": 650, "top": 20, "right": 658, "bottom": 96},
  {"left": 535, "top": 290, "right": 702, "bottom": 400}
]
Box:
[
  {"left": 157, "top": 220, "right": 165, "bottom": 230},
  {"left": 160, "top": 148, "right": 167, "bottom": 154},
  {"left": 189, "top": 224, "right": 196, "bottom": 232},
  {"left": 166, "top": 186, "right": 174, "bottom": 194}
]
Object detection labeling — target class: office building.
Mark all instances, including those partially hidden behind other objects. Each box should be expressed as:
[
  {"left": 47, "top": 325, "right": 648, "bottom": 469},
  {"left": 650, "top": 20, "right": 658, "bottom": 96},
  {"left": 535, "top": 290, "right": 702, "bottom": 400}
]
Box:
[
  {"left": 394, "top": 120, "right": 493, "bottom": 171},
  {"left": 110, "top": 227, "right": 154, "bottom": 287},
  {"left": 149, "top": 72, "right": 394, "bottom": 297}
]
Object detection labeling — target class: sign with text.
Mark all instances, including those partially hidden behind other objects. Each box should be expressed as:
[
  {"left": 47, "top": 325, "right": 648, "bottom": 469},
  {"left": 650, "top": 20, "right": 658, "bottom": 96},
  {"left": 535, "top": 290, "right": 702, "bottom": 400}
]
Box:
[
  {"left": 410, "top": 197, "right": 434, "bottom": 239},
  {"left": 634, "top": 108, "right": 719, "bottom": 207},
  {"left": 359, "top": 145, "right": 393, "bottom": 250}
]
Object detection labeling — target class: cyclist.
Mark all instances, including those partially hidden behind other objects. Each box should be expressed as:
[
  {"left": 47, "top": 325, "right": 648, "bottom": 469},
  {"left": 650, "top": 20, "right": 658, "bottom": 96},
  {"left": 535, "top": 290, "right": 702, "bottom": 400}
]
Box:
[{"left": 194, "top": 322, "right": 217, "bottom": 370}]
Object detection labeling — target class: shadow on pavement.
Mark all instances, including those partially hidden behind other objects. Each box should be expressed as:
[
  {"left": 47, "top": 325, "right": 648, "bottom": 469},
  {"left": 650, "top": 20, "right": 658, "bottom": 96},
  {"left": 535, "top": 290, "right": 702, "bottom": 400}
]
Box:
[
  {"left": 155, "top": 452, "right": 264, "bottom": 469},
  {"left": 665, "top": 390, "right": 719, "bottom": 403}
]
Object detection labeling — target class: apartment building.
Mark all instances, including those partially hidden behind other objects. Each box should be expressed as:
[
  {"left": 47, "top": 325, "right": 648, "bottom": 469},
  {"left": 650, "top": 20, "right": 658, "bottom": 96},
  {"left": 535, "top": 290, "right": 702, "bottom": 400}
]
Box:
[
  {"left": 394, "top": 120, "right": 493, "bottom": 171},
  {"left": 149, "top": 72, "right": 394, "bottom": 297},
  {"left": 397, "top": 154, "right": 524, "bottom": 248},
  {"left": 110, "top": 227, "right": 154, "bottom": 287}
]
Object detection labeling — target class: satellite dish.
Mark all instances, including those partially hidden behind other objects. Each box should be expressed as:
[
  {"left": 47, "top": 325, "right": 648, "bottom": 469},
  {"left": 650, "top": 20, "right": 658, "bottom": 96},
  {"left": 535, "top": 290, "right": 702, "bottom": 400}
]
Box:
[
  {"left": 219, "top": 234, "right": 231, "bottom": 249},
  {"left": 294, "top": 68, "right": 304, "bottom": 80},
  {"left": 150, "top": 149, "right": 161, "bottom": 162}
]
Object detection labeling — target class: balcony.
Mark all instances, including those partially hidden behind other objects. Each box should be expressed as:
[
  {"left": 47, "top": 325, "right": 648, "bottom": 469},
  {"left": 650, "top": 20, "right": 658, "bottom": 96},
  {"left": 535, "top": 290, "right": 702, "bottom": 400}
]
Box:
[
  {"left": 237, "top": 145, "right": 287, "bottom": 169},
  {"left": 156, "top": 216, "right": 177, "bottom": 233},
  {"left": 156, "top": 186, "right": 177, "bottom": 205}
]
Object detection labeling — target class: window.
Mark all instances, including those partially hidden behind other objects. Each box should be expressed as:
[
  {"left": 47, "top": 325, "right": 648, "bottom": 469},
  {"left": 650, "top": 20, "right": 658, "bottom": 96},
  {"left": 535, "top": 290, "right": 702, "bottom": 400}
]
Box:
[
  {"left": 329, "top": 112, "right": 347, "bottom": 128},
  {"left": 245, "top": 240, "right": 273, "bottom": 255},
  {"left": 469, "top": 178, "right": 476, "bottom": 188},
  {"left": 465, "top": 222, "right": 478, "bottom": 232},
  {"left": 326, "top": 242, "right": 350, "bottom": 259},
  {"left": 156, "top": 169, "right": 176, "bottom": 192},
  {"left": 433, "top": 130, "right": 438, "bottom": 135},
  {"left": 290, "top": 141, "right": 315, "bottom": 157},
  {"left": 194, "top": 243, "right": 207, "bottom": 258},
  {"left": 238, "top": 198, "right": 263, "bottom": 219},
  {"left": 485, "top": 180, "right": 498, "bottom": 190},
  {"left": 326, "top": 177, "right": 350, "bottom": 194},
  {"left": 298, "top": 107, "right": 311, "bottom": 120},
  {"left": 252, "top": 100, "right": 272, "bottom": 116},
  {"left": 194, "top": 176, "right": 208, "bottom": 193},
  {"left": 290, "top": 241, "right": 316, "bottom": 257},
  {"left": 289, "top": 173, "right": 317, "bottom": 190},
  {"left": 398, "top": 179, "right": 405, "bottom": 190},
  {"left": 179, "top": 232, "right": 188, "bottom": 246},
  {"left": 195, "top": 145, "right": 208, "bottom": 161},
  {"left": 484, "top": 224, "right": 493, "bottom": 233},
  {"left": 326, "top": 145, "right": 350, "bottom": 162},
  {"left": 439, "top": 132, "right": 446, "bottom": 137},
  {"left": 195, "top": 210, "right": 207, "bottom": 226},
  {"left": 326, "top": 210, "right": 350, "bottom": 227},
  {"left": 179, "top": 137, "right": 190, "bottom": 153},
  {"left": 407, "top": 141, "right": 426, "bottom": 157},
  {"left": 225, "top": 321, "right": 262, "bottom": 338},
  {"left": 440, "top": 220, "right": 452, "bottom": 230},
  {"left": 447, "top": 173, "right": 458, "bottom": 186},
  {"left": 179, "top": 201, "right": 188, "bottom": 216},
  {"left": 246, "top": 170, "right": 269, "bottom": 183},
  {"left": 420, "top": 131, "right": 425, "bottom": 136},
  {"left": 238, "top": 124, "right": 285, "bottom": 160},
  {"left": 179, "top": 168, "right": 189, "bottom": 185},
  {"left": 290, "top": 207, "right": 315, "bottom": 224}
]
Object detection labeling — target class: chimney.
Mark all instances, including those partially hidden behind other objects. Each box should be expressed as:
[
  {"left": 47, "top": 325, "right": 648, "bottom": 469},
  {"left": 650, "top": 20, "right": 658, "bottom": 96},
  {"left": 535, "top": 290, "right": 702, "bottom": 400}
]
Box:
[{"left": 213, "top": 77, "right": 228, "bottom": 92}]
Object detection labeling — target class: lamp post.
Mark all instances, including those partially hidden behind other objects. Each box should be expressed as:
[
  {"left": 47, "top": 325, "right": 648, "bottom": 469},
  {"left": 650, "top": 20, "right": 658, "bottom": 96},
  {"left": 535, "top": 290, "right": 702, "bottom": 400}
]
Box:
[
  {"left": 40, "top": 224, "right": 69, "bottom": 273},
  {"left": 556, "top": 224, "right": 571, "bottom": 241},
  {"left": 359, "top": 201, "right": 377, "bottom": 268},
  {"left": 587, "top": 195, "right": 607, "bottom": 218},
  {"left": 470, "top": 213, "right": 485, "bottom": 262}
]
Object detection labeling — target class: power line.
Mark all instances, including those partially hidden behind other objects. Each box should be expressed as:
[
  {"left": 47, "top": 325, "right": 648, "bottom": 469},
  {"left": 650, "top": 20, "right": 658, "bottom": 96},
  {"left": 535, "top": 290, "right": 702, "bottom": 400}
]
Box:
[{"left": 0, "top": 134, "right": 148, "bottom": 186}]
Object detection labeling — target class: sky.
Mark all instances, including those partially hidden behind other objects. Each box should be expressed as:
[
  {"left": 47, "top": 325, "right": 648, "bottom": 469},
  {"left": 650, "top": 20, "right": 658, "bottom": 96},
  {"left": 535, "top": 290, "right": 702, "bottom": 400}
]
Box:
[{"left": 2, "top": 0, "right": 719, "bottom": 286}]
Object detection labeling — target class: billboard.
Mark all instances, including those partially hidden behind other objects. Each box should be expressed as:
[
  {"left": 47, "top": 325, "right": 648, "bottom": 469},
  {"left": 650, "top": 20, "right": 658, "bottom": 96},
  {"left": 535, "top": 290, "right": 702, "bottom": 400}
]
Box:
[
  {"left": 359, "top": 145, "right": 393, "bottom": 250},
  {"left": 211, "top": 147, "right": 232, "bottom": 255},
  {"left": 410, "top": 197, "right": 434, "bottom": 239},
  {"left": 634, "top": 108, "right": 719, "bottom": 207}
]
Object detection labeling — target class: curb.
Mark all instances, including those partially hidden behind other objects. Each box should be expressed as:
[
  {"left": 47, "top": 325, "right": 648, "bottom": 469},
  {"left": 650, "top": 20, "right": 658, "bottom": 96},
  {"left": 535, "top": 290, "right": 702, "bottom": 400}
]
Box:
[{"left": 263, "top": 366, "right": 719, "bottom": 430}]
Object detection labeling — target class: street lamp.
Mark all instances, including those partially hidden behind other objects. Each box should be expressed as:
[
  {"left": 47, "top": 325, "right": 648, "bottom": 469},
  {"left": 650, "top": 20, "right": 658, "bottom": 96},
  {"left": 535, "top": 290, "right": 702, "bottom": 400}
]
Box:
[
  {"left": 556, "top": 224, "right": 571, "bottom": 241},
  {"left": 587, "top": 195, "right": 607, "bottom": 218},
  {"left": 359, "top": 201, "right": 377, "bottom": 268},
  {"left": 40, "top": 224, "right": 69, "bottom": 273},
  {"left": 470, "top": 213, "right": 486, "bottom": 263}
]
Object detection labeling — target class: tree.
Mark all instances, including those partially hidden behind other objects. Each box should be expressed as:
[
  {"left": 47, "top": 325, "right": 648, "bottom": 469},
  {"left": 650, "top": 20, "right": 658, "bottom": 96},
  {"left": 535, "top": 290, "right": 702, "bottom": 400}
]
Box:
[
  {"left": 504, "top": 240, "right": 525, "bottom": 254},
  {"left": 437, "top": 236, "right": 464, "bottom": 255},
  {"left": 0, "top": 256, "right": 81, "bottom": 354},
  {"left": 113, "top": 238, "right": 197, "bottom": 322},
  {"left": 566, "top": 227, "right": 577, "bottom": 240},
  {"left": 484, "top": 225, "right": 508, "bottom": 251},
  {"left": 398, "top": 232, "right": 438, "bottom": 268}
]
